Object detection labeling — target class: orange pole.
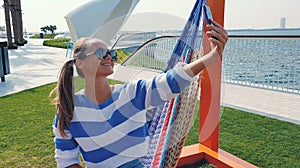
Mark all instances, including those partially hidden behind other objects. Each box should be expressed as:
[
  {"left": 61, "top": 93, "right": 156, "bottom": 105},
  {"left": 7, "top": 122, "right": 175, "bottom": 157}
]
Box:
[
  {"left": 199, "top": 0, "right": 225, "bottom": 151},
  {"left": 178, "top": 1, "right": 257, "bottom": 167},
  {"left": 178, "top": 144, "right": 258, "bottom": 167}
]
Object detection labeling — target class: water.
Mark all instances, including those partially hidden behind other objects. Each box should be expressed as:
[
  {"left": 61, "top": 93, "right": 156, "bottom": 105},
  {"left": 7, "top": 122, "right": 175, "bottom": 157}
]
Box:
[{"left": 222, "top": 29, "right": 300, "bottom": 93}]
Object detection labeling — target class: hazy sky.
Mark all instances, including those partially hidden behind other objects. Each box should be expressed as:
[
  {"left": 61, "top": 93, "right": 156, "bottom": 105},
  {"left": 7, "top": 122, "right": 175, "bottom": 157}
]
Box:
[{"left": 1, "top": 0, "right": 300, "bottom": 33}]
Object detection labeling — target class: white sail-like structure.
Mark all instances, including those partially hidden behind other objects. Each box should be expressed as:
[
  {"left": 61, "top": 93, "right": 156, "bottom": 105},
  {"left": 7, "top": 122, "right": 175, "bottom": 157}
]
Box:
[{"left": 65, "top": 0, "right": 140, "bottom": 45}]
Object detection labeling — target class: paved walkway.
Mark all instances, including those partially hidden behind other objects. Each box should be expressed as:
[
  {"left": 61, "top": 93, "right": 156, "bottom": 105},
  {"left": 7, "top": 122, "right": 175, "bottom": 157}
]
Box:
[
  {"left": 0, "top": 38, "right": 66, "bottom": 96},
  {"left": 1, "top": 38, "right": 299, "bottom": 125},
  {"left": 221, "top": 84, "right": 300, "bottom": 125}
]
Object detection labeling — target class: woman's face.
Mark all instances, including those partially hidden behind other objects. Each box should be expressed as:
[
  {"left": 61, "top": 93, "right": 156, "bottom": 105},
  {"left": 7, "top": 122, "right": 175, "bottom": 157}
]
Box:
[{"left": 77, "top": 39, "right": 114, "bottom": 78}]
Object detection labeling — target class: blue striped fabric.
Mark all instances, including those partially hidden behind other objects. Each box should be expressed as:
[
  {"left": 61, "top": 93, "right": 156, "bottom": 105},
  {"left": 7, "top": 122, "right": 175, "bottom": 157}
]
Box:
[
  {"left": 158, "top": 0, "right": 206, "bottom": 166},
  {"left": 159, "top": 0, "right": 204, "bottom": 164},
  {"left": 141, "top": 0, "right": 207, "bottom": 167},
  {"left": 53, "top": 62, "right": 193, "bottom": 168}
]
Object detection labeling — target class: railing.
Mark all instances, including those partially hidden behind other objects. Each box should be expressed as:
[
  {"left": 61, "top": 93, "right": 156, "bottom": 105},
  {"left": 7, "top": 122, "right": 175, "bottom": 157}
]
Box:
[
  {"left": 115, "top": 33, "right": 300, "bottom": 95},
  {"left": 121, "top": 35, "right": 179, "bottom": 72},
  {"left": 223, "top": 35, "right": 300, "bottom": 94}
]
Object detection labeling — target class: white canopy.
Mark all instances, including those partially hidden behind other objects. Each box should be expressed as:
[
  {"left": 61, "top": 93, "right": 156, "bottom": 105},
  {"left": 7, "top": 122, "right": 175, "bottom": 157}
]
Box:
[{"left": 65, "top": 0, "right": 140, "bottom": 45}]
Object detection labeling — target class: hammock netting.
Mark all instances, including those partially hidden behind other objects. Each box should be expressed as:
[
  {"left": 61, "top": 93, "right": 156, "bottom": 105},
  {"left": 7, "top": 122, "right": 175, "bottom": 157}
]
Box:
[{"left": 141, "top": 0, "right": 209, "bottom": 167}]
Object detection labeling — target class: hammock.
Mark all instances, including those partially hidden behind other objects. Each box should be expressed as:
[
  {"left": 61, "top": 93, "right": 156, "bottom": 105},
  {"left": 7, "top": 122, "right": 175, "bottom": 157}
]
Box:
[{"left": 140, "top": 0, "right": 210, "bottom": 167}]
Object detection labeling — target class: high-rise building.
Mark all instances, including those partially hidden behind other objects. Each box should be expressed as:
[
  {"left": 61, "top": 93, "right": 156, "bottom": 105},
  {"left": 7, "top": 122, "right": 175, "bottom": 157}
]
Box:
[{"left": 280, "top": 17, "right": 286, "bottom": 29}]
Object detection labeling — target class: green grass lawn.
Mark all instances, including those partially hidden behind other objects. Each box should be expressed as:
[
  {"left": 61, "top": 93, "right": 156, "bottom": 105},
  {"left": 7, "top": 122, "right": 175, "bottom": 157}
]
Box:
[
  {"left": 0, "top": 82, "right": 299, "bottom": 167},
  {"left": 184, "top": 106, "right": 300, "bottom": 167}
]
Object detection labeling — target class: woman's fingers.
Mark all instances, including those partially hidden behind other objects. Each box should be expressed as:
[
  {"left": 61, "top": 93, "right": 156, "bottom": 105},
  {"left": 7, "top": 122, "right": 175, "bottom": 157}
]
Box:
[
  {"left": 206, "top": 24, "right": 228, "bottom": 43},
  {"left": 210, "top": 20, "right": 228, "bottom": 35},
  {"left": 205, "top": 21, "right": 228, "bottom": 55},
  {"left": 206, "top": 30, "right": 226, "bottom": 44}
]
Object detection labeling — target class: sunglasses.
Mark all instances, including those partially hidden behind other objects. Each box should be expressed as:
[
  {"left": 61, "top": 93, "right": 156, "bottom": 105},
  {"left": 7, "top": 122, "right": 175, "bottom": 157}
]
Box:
[{"left": 85, "top": 48, "right": 117, "bottom": 62}]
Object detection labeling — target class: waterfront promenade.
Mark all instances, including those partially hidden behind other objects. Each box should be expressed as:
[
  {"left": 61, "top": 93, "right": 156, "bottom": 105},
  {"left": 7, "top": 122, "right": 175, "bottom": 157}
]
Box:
[{"left": 1, "top": 38, "right": 299, "bottom": 125}]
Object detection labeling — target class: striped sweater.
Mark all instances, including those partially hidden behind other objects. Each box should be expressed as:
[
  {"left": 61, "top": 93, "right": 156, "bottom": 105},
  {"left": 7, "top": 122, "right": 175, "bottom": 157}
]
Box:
[{"left": 53, "top": 62, "right": 194, "bottom": 168}]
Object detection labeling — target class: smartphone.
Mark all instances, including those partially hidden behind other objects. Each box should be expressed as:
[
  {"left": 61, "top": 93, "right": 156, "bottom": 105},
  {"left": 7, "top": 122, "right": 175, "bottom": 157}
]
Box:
[
  {"left": 204, "top": 4, "right": 213, "bottom": 24},
  {"left": 203, "top": 5, "right": 218, "bottom": 40}
]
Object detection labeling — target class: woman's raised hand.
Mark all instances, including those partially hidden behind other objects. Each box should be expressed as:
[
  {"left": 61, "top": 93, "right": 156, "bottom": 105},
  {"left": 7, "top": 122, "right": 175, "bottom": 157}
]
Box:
[{"left": 205, "top": 20, "right": 228, "bottom": 56}]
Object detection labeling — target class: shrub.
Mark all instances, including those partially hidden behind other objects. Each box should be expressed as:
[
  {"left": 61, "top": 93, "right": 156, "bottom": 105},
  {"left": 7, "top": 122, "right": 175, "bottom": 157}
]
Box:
[
  {"left": 43, "top": 38, "right": 71, "bottom": 49},
  {"left": 43, "top": 34, "right": 58, "bottom": 39},
  {"left": 115, "top": 49, "right": 131, "bottom": 63}
]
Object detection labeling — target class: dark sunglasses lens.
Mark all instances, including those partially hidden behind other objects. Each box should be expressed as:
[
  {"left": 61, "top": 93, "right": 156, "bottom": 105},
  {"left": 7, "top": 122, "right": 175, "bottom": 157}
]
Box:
[
  {"left": 95, "top": 48, "right": 107, "bottom": 60},
  {"left": 108, "top": 50, "right": 117, "bottom": 62},
  {"left": 109, "top": 50, "right": 117, "bottom": 57},
  {"left": 95, "top": 48, "right": 117, "bottom": 61}
]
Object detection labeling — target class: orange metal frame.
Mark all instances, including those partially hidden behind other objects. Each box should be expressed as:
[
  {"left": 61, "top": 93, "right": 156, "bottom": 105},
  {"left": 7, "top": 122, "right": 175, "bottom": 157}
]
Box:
[{"left": 177, "top": 0, "right": 257, "bottom": 167}]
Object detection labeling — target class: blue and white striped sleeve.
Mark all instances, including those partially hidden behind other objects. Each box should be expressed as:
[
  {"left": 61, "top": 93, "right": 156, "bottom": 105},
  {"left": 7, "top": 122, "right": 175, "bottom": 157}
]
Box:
[
  {"left": 53, "top": 115, "right": 80, "bottom": 168},
  {"left": 126, "top": 62, "right": 194, "bottom": 109},
  {"left": 146, "top": 62, "right": 194, "bottom": 107}
]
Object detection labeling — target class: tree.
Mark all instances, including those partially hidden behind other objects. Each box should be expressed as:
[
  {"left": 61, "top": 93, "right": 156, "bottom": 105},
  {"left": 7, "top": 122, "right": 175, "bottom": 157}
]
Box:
[
  {"left": 45, "top": 25, "right": 50, "bottom": 33},
  {"left": 3, "top": 0, "right": 14, "bottom": 48},
  {"left": 40, "top": 26, "right": 47, "bottom": 33},
  {"left": 8, "top": 0, "right": 24, "bottom": 45},
  {"left": 40, "top": 25, "right": 57, "bottom": 34},
  {"left": 15, "top": 0, "right": 24, "bottom": 41},
  {"left": 9, "top": 0, "right": 20, "bottom": 44},
  {"left": 48, "top": 25, "right": 57, "bottom": 34}
]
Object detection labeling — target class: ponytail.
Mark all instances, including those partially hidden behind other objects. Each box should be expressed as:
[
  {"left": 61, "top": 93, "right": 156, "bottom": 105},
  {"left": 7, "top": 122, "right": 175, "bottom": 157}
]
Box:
[
  {"left": 50, "top": 59, "right": 75, "bottom": 137},
  {"left": 50, "top": 37, "right": 91, "bottom": 137}
]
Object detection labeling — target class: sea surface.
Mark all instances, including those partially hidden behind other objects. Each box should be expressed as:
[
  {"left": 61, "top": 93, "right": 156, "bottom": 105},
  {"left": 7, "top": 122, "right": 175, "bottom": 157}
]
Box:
[{"left": 223, "top": 28, "right": 300, "bottom": 92}]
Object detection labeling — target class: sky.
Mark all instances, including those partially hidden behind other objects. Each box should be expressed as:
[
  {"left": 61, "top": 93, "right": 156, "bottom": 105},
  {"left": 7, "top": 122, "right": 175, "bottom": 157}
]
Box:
[{"left": 1, "top": 0, "right": 300, "bottom": 33}]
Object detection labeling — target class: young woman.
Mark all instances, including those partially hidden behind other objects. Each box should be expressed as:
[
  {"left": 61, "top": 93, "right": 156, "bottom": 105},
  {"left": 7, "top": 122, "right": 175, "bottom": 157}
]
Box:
[{"left": 51, "top": 20, "right": 228, "bottom": 168}]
